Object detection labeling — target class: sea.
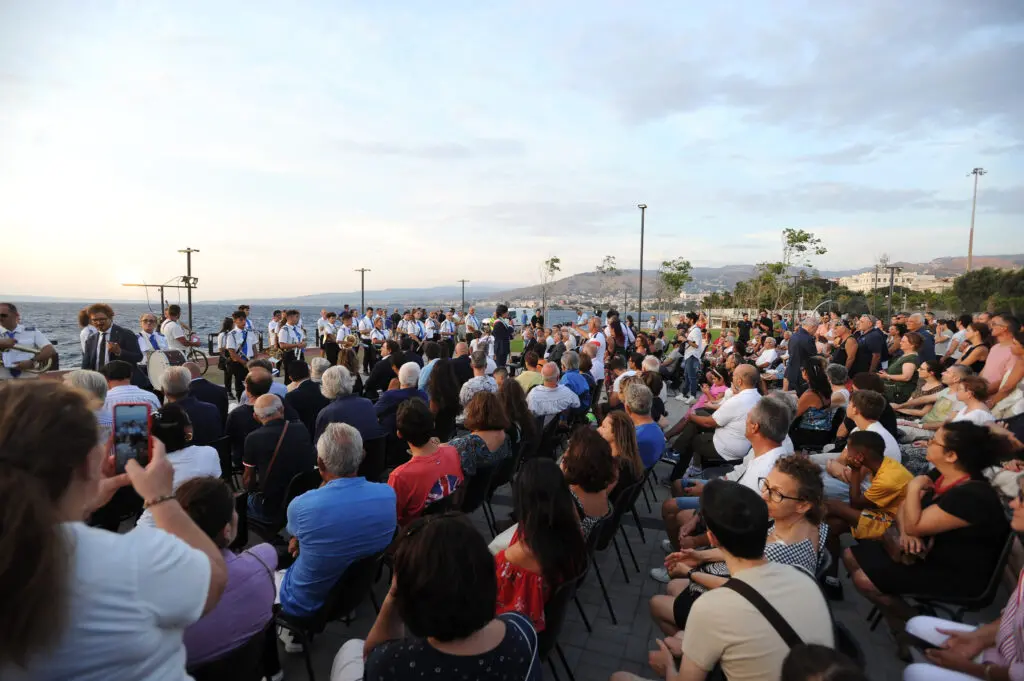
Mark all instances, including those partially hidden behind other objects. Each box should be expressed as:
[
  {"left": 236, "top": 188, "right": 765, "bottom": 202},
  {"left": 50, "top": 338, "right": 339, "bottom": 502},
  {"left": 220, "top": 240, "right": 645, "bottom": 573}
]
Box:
[{"left": 11, "top": 301, "right": 653, "bottom": 368}]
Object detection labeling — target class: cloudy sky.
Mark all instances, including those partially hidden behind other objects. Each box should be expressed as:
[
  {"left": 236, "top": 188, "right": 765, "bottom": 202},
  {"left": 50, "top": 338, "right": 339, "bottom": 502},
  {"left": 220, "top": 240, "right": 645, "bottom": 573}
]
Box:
[{"left": 2, "top": 1, "right": 1022, "bottom": 300}]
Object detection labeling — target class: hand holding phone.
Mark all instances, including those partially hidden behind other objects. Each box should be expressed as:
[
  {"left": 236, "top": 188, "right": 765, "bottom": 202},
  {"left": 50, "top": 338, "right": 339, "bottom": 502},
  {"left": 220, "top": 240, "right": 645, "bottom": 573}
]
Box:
[{"left": 112, "top": 403, "right": 153, "bottom": 474}]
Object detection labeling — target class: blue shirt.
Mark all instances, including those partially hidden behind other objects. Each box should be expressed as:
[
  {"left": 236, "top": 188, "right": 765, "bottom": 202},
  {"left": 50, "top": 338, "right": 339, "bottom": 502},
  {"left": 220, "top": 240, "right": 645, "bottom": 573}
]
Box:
[
  {"left": 559, "top": 369, "right": 591, "bottom": 408},
  {"left": 314, "top": 394, "right": 383, "bottom": 444},
  {"left": 418, "top": 358, "right": 439, "bottom": 391},
  {"left": 279, "top": 477, "right": 396, "bottom": 618},
  {"left": 916, "top": 328, "right": 937, "bottom": 362},
  {"left": 635, "top": 422, "right": 666, "bottom": 469},
  {"left": 239, "top": 381, "right": 288, "bottom": 405}
]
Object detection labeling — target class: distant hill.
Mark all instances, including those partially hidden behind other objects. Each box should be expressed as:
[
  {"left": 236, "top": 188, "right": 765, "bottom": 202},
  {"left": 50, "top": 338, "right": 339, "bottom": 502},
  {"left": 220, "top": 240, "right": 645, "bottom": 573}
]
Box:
[{"left": 202, "top": 284, "right": 509, "bottom": 306}]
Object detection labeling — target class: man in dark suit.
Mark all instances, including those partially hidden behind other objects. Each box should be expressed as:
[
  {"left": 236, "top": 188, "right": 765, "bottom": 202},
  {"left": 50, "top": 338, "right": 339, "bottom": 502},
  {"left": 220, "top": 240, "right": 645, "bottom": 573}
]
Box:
[
  {"left": 161, "top": 365, "right": 222, "bottom": 446},
  {"left": 226, "top": 368, "right": 300, "bottom": 467},
  {"left": 244, "top": 393, "right": 316, "bottom": 524},
  {"left": 399, "top": 336, "right": 423, "bottom": 367},
  {"left": 784, "top": 317, "right": 819, "bottom": 395},
  {"left": 364, "top": 340, "right": 402, "bottom": 400},
  {"left": 284, "top": 360, "right": 330, "bottom": 438},
  {"left": 185, "top": 361, "right": 228, "bottom": 425},
  {"left": 450, "top": 341, "right": 473, "bottom": 388},
  {"left": 491, "top": 304, "right": 512, "bottom": 368},
  {"left": 81, "top": 303, "right": 147, "bottom": 386}
]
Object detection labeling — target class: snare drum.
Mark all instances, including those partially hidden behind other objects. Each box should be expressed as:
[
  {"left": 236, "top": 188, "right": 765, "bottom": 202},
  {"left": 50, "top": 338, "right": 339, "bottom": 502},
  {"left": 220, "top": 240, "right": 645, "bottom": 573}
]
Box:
[{"left": 146, "top": 349, "right": 187, "bottom": 389}]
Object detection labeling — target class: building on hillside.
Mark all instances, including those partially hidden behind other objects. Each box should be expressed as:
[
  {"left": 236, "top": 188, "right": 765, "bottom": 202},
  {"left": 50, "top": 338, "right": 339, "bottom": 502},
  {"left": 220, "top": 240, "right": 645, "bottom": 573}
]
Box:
[{"left": 835, "top": 271, "right": 956, "bottom": 293}]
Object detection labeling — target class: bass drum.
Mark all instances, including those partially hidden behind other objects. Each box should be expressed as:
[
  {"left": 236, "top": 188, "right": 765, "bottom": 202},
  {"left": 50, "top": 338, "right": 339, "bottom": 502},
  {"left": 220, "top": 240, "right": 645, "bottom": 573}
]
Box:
[{"left": 146, "top": 350, "right": 187, "bottom": 390}]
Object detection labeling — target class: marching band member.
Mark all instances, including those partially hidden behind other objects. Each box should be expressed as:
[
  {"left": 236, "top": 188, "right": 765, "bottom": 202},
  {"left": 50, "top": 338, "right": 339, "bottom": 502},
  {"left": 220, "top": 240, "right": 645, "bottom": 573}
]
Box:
[
  {"left": 337, "top": 312, "right": 354, "bottom": 345},
  {"left": 315, "top": 309, "right": 331, "bottom": 343},
  {"left": 322, "top": 311, "right": 340, "bottom": 366},
  {"left": 359, "top": 307, "right": 375, "bottom": 373},
  {"left": 239, "top": 305, "right": 254, "bottom": 331},
  {"left": 370, "top": 316, "right": 388, "bottom": 356},
  {"left": 0, "top": 302, "right": 56, "bottom": 380},
  {"left": 413, "top": 309, "right": 427, "bottom": 343},
  {"left": 440, "top": 311, "right": 457, "bottom": 358},
  {"left": 465, "top": 306, "right": 480, "bottom": 337},
  {"left": 267, "top": 310, "right": 283, "bottom": 350},
  {"left": 277, "top": 309, "right": 307, "bottom": 382},
  {"left": 223, "top": 311, "right": 252, "bottom": 398},
  {"left": 136, "top": 313, "right": 168, "bottom": 357},
  {"left": 425, "top": 311, "right": 439, "bottom": 343},
  {"left": 161, "top": 304, "right": 201, "bottom": 353},
  {"left": 397, "top": 310, "right": 414, "bottom": 339}
]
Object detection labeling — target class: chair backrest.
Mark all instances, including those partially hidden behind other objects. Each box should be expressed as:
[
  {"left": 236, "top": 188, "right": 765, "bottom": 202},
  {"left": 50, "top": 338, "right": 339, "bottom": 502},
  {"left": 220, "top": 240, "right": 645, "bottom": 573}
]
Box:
[
  {"left": 535, "top": 411, "right": 566, "bottom": 460},
  {"left": 359, "top": 436, "right": 388, "bottom": 483},
  {"left": 961, "top": 532, "right": 1017, "bottom": 607},
  {"left": 460, "top": 464, "right": 497, "bottom": 515},
  {"left": 537, "top": 562, "right": 590, "bottom": 660},
  {"left": 283, "top": 469, "right": 323, "bottom": 511},
  {"left": 488, "top": 426, "right": 524, "bottom": 500},
  {"left": 829, "top": 407, "right": 847, "bottom": 438},
  {"left": 585, "top": 513, "right": 617, "bottom": 553},
  {"left": 301, "top": 550, "right": 386, "bottom": 634},
  {"left": 187, "top": 620, "right": 270, "bottom": 681},
  {"left": 210, "top": 435, "right": 234, "bottom": 485},
  {"left": 593, "top": 478, "right": 644, "bottom": 552}
]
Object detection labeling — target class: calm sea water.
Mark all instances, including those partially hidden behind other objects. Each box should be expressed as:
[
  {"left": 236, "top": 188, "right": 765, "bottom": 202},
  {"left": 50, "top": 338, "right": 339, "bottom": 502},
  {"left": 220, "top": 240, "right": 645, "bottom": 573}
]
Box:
[{"left": 11, "top": 302, "right": 650, "bottom": 368}]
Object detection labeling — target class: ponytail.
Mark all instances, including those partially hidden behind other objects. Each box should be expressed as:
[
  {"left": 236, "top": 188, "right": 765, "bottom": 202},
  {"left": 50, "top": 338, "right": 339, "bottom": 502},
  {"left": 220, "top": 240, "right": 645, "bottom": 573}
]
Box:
[{"left": 943, "top": 421, "right": 1013, "bottom": 479}]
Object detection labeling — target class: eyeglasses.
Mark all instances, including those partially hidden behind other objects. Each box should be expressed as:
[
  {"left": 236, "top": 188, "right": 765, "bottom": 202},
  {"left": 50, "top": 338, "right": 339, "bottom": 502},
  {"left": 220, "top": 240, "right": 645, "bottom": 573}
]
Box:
[
  {"left": 1017, "top": 475, "right": 1024, "bottom": 504},
  {"left": 0, "top": 313, "right": 8, "bottom": 319},
  {"left": 758, "top": 478, "right": 805, "bottom": 503}
]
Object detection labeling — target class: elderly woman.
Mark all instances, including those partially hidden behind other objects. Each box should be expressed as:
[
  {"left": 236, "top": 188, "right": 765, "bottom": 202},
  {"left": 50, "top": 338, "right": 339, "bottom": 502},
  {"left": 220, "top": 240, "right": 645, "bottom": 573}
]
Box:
[
  {"left": 448, "top": 392, "right": 510, "bottom": 477},
  {"left": 309, "top": 357, "right": 331, "bottom": 384},
  {"left": 827, "top": 363, "right": 850, "bottom": 410},
  {"left": 880, "top": 331, "right": 924, "bottom": 404},
  {"left": 64, "top": 368, "right": 112, "bottom": 434},
  {"left": 314, "top": 365, "right": 381, "bottom": 444}
]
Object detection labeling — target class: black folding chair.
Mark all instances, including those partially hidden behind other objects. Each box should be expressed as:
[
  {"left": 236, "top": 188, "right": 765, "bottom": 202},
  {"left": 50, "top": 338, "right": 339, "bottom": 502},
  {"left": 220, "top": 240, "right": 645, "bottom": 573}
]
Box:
[
  {"left": 209, "top": 435, "right": 238, "bottom": 491},
  {"left": 459, "top": 464, "right": 497, "bottom": 517},
  {"left": 539, "top": 565, "right": 589, "bottom": 681},
  {"left": 187, "top": 620, "right": 272, "bottom": 681},
  {"left": 275, "top": 550, "right": 387, "bottom": 681},
  {"left": 359, "top": 436, "right": 388, "bottom": 483},
  {"left": 577, "top": 515, "right": 621, "bottom": 624},
  {"left": 483, "top": 428, "right": 524, "bottom": 536},
  {"left": 247, "top": 469, "right": 322, "bottom": 541}
]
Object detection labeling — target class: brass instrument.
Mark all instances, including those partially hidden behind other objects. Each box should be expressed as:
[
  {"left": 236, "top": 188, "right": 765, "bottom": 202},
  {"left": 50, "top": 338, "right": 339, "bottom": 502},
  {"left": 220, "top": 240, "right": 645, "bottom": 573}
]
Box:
[
  {"left": 339, "top": 334, "right": 360, "bottom": 351},
  {"left": 2, "top": 343, "right": 53, "bottom": 374}
]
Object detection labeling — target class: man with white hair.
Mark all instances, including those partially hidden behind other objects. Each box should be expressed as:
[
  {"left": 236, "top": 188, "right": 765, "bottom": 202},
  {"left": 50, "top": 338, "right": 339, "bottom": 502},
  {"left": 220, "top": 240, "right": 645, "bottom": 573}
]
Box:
[
  {"left": 625, "top": 382, "right": 665, "bottom": 468},
  {"left": 374, "top": 362, "right": 429, "bottom": 437},
  {"left": 755, "top": 337, "right": 779, "bottom": 370},
  {"left": 458, "top": 350, "right": 498, "bottom": 407},
  {"left": 310, "top": 357, "right": 331, "bottom": 383},
  {"left": 315, "top": 365, "right": 383, "bottom": 443},
  {"left": 559, "top": 351, "right": 592, "bottom": 411},
  {"left": 162, "top": 365, "right": 222, "bottom": 446},
  {"left": 905, "top": 312, "right": 936, "bottom": 362},
  {"left": 243, "top": 394, "right": 315, "bottom": 525},
  {"left": 784, "top": 316, "right": 820, "bottom": 393},
  {"left": 527, "top": 362, "right": 580, "bottom": 417},
  {"left": 277, "top": 423, "right": 397, "bottom": 631}
]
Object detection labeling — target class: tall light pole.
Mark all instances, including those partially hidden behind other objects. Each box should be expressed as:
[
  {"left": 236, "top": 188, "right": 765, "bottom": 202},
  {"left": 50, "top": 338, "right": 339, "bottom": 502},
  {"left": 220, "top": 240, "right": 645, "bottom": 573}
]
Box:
[
  {"left": 458, "top": 279, "right": 469, "bottom": 314},
  {"left": 637, "top": 204, "right": 647, "bottom": 322},
  {"left": 177, "top": 248, "right": 199, "bottom": 330},
  {"left": 885, "top": 265, "right": 901, "bottom": 322},
  {"left": 354, "top": 268, "right": 371, "bottom": 311},
  {"left": 966, "top": 167, "right": 987, "bottom": 272}
]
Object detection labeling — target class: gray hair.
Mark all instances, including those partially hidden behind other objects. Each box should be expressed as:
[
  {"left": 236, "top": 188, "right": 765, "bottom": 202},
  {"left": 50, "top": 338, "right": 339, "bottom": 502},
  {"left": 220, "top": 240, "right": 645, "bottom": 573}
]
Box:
[
  {"left": 310, "top": 357, "right": 331, "bottom": 382},
  {"left": 470, "top": 350, "right": 488, "bottom": 369},
  {"left": 861, "top": 314, "right": 878, "bottom": 324},
  {"left": 64, "top": 369, "right": 108, "bottom": 400},
  {"left": 316, "top": 422, "right": 364, "bottom": 476},
  {"left": 398, "top": 362, "right": 420, "bottom": 388},
  {"left": 320, "top": 365, "right": 356, "bottom": 400},
  {"left": 801, "top": 315, "right": 819, "bottom": 330},
  {"left": 641, "top": 355, "right": 660, "bottom": 372},
  {"left": 162, "top": 366, "right": 192, "bottom": 399},
  {"left": 476, "top": 341, "right": 490, "bottom": 357},
  {"left": 909, "top": 312, "right": 925, "bottom": 324},
  {"left": 763, "top": 337, "right": 777, "bottom": 347},
  {"left": 561, "top": 350, "right": 580, "bottom": 370},
  {"left": 826, "top": 363, "right": 848, "bottom": 385},
  {"left": 624, "top": 382, "right": 653, "bottom": 416},
  {"left": 764, "top": 390, "right": 798, "bottom": 422},
  {"left": 748, "top": 396, "right": 791, "bottom": 444},
  {"left": 253, "top": 394, "right": 284, "bottom": 419},
  {"left": 541, "top": 362, "right": 560, "bottom": 382}
]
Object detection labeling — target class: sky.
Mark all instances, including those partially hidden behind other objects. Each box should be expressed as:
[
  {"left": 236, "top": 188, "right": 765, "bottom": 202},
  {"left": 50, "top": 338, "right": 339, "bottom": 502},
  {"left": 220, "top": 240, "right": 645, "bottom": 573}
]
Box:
[{"left": 2, "top": 1, "right": 1023, "bottom": 301}]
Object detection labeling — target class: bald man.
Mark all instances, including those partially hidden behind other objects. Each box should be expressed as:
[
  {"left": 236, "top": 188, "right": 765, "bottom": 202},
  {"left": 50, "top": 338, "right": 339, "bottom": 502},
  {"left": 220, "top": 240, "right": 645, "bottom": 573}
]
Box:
[
  {"left": 450, "top": 341, "right": 474, "bottom": 387},
  {"left": 667, "top": 363, "right": 763, "bottom": 479},
  {"left": 244, "top": 393, "right": 315, "bottom": 524},
  {"left": 526, "top": 362, "right": 580, "bottom": 417}
]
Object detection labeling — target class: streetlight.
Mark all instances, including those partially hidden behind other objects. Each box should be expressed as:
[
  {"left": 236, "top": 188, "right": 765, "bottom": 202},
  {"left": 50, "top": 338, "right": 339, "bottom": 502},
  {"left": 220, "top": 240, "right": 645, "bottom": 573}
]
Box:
[
  {"left": 966, "top": 168, "right": 986, "bottom": 273},
  {"left": 637, "top": 204, "right": 647, "bottom": 323},
  {"left": 458, "top": 279, "right": 469, "bottom": 314},
  {"left": 354, "top": 268, "right": 370, "bottom": 310}
]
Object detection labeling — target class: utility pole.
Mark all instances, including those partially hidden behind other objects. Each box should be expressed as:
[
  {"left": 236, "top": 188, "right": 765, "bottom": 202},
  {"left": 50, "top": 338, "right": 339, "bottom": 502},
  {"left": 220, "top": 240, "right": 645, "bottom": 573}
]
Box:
[
  {"left": 458, "top": 279, "right": 469, "bottom": 314},
  {"left": 354, "top": 268, "right": 371, "bottom": 311},
  {"left": 177, "top": 248, "right": 199, "bottom": 330},
  {"left": 637, "top": 204, "right": 647, "bottom": 322},
  {"left": 872, "top": 264, "right": 879, "bottom": 315},
  {"left": 885, "top": 265, "right": 901, "bottom": 323},
  {"left": 966, "top": 167, "right": 987, "bottom": 272}
]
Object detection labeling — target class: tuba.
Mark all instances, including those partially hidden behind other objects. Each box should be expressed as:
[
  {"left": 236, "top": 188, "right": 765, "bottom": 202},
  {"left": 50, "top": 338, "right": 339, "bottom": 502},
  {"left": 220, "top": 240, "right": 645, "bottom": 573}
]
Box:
[
  {"left": 2, "top": 344, "right": 53, "bottom": 373},
  {"left": 339, "top": 334, "right": 360, "bottom": 351}
]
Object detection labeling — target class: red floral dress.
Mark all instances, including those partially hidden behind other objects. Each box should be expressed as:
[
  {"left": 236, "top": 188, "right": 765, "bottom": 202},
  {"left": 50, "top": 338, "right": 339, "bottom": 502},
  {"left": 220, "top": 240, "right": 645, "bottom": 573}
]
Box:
[{"left": 494, "top": 530, "right": 550, "bottom": 632}]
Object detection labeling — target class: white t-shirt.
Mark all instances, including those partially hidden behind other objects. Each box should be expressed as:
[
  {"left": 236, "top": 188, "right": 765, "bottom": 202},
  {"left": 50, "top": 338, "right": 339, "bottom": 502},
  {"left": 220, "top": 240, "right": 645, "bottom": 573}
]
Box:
[
  {"left": 590, "top": 355, "right": 605, "bottom": 381},
  {"left": 756, "top": 348, "right": 778, "bottom": 367},
  {"left": 161, "top": 320, "right": 188, "bottom": 352},
  {"left": 726, "top": 446, "right": 789, "bottom": 492},
  {"left": 589, "top": 332, "right": 607, "bottom": 361},
  {"left": 712, "top": 388, "right": 762, "bottom": 461},
  {"left": 950, "top": 329, "right": 968, "bottom": 359},
  {"left": 852, "top": 421, "right": 902, "bottom": 463},
  {"left": 684, "top": 326, "right": 703, "bottom": 360},
  {"left": 80, "top": 325, "right": 98, "bottom": 353},
  {"left": 6, "top": 522, "right": 210, "bottom": 681},
  {"left": 136, "top": 445, "right": 221, "bottom": 528},
  {"left": 953, "top": 406, "right": 996, "bottom": 426}
]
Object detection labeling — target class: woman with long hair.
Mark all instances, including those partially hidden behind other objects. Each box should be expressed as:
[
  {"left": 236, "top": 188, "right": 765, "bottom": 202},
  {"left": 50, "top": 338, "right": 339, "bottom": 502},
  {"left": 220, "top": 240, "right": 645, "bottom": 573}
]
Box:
[
  {"left": 494, "top": 459, "right": 588, "bottom": 632},
  {"left": 956, "top": 322, "right": 991, "bottom": 374},
  {"left": 598, "top": 410, "right": 644, "bottom": 506},
  {"left": 0, "top": 382, "right": 227, "bottom": 679},
  {"left": 845, "top": 422, "right": 1012, "bottom": 656},
  {"left": 498, "top": 378, "right": 537, "bottom": 452},
  {"left": 336, "top": 347, "right": 363, "bottom": 395},
  {"left": 427, "top": 357, "right": 460, "bottom": 440},
  {"left": 790, "top": 356, "right": 835, "bottom": 450}
]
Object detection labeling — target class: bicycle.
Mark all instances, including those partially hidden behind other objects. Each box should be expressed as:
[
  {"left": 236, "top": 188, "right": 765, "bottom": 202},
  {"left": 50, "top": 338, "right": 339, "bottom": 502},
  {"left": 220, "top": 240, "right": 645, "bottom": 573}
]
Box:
[{"left": 185, "top": 347, "right": 209, "bottom": 375}]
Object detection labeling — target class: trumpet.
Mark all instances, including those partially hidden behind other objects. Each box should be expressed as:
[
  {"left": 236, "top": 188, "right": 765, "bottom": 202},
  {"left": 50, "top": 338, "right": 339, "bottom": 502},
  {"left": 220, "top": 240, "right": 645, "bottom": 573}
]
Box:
[{"left": 2, "top": 344, "right": 53, "bottom": 373}]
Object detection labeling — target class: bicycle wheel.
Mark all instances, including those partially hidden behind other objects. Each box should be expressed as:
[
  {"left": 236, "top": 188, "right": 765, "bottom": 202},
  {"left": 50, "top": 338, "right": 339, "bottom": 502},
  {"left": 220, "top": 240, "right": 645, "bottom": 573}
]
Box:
[{"left": 188, "top": 349, "right": 209, "bottom": 375}]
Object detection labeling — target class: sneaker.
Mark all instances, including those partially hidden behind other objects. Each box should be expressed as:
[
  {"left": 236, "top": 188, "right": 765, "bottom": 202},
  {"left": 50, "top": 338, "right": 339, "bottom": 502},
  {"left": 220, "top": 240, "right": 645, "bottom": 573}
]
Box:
[
  {"left": 822, "top": 576, "right": 844, "bottom": 601},
  {"left": 650, "top": 567, "right": 671, "bottom": 584},
  {"left": 659, "top": 450, "right": 680, "bottom": 464},
  {"left": 684, "top": 464, "right": 703, "bottom": 479},
  {"left": 265, "top": 672, "right": 285, "bottom": 681},
  {"left": 674, "top": 393, "right": 691, "bottom": 402},
  {"left": 279, "top": 629, "right": 304, "bottom": 654},
  {"left": 661, "top": 539, "right": 674, "bottom": 554}
]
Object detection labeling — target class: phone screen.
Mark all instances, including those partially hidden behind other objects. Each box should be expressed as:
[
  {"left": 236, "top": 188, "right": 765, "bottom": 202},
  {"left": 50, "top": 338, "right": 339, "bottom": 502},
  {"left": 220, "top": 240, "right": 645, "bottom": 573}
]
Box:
[{"left": 113, "top": 404, "right": 151, "bottom": 473}]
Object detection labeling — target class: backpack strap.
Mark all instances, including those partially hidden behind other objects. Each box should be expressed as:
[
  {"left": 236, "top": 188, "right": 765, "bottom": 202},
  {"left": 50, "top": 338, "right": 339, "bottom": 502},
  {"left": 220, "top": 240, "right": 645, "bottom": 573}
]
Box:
[{"left": 721, "top": 578, "right": 803, "bottom": 649}]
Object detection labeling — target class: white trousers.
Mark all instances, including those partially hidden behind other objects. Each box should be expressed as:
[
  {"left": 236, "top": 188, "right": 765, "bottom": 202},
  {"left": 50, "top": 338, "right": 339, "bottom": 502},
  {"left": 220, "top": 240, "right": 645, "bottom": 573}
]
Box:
[
  {"left": 903, "top": 616, "right": 980, "bottom": 681},
  {"left": 331, "top": 639, "right": 365, "bottom": 681}
]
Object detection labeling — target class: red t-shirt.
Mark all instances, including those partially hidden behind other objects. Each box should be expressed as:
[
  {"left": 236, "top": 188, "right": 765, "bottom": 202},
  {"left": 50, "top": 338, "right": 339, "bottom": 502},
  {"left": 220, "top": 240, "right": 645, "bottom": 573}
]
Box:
[{"left": 387, "top": 445, "right": 464, "bottom": 526}]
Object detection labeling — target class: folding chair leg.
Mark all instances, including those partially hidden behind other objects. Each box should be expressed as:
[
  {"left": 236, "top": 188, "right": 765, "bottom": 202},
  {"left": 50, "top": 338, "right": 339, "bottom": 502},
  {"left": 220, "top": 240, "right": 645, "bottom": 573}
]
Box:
[
  {"left": 369, "top": 587, "right": 380, "bottom": 615},
  {"left": 481, "top": 502, "right": 496, "bottom": 537},
  {"left": 300, "top": 634, "right": 317, "bottom": 681},
  {"left": 620, "top": 525, "right": 640, "bottom": 573},
  {"left": 646, "top": 471, "right": 658, "bottom": 499},
  {"left": 593, "top": 560, "right": 618, "bottom": 624},
  {"left": 573, "top": 595, "right": 593, "bottom": 633},
  {"left": 547, "top": 658, "right": 562, "bottom": 681},
  {"left": 630, "top": 504, "right": 647, "bottom": 543},
  {"left": 641, "top": 485, "right": 652, "bottom": 514},
  {"left": 556, "top": 643, "right": 577, "bottom": 681},
  {"left": 611, "top": 535, "right": 629, "bottom": 583}
]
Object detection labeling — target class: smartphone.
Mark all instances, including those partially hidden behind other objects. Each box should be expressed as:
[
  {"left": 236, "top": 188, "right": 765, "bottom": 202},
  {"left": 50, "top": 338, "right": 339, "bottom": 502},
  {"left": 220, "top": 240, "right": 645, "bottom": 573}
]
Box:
[{"left": 112, "top": 403, "right": 152, "bottom": 474}]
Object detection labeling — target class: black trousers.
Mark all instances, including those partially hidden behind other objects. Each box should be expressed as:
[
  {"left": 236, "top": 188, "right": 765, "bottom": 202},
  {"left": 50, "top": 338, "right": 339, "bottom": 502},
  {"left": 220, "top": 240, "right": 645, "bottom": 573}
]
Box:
[
  {"left": 669, "top": 411, "right": 727, "bottom": 479},
  {"left": 228, "top": 360, "right": 247, "bottom": 398},
  {"left": 323, "top": 340, "right": 339, "bottom": 366},
  {"left": 281, "top": 354, "right": 300, "bottom": 383},
  {"left": 362, "top": 339, "right": 375, "bottom": 374}
]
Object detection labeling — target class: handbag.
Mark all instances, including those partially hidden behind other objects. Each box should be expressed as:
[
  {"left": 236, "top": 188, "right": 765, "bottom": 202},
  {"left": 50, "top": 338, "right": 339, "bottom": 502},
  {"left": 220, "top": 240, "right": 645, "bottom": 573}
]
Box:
[
  {"left": 249, "top": 421, "right": 290, "bottom": 507},
  {"left": 882, "top": 526, "right": 931, "bottom": 565}
]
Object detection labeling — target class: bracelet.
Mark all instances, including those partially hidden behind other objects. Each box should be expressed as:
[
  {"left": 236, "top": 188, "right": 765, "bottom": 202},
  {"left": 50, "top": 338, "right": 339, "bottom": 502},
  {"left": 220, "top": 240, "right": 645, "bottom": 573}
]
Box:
[
  {"left": 143, "top": 494, "right": 177, "bottom": 510},
  {"left": 983, "top": 663, "right": 993, "bottom": 681}
]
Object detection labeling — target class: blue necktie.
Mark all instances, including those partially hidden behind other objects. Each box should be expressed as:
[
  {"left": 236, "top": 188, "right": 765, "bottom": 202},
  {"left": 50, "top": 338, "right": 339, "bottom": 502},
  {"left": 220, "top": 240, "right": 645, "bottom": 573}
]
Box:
[
  {"left": 241, "top": 331, "right": 249, "bottom": 357},
  {"left": 6, "top": 331, "right": 20, "bottom": 377},
  {"left": 149, "top": 334, "right": 159, "bottom": 350}
]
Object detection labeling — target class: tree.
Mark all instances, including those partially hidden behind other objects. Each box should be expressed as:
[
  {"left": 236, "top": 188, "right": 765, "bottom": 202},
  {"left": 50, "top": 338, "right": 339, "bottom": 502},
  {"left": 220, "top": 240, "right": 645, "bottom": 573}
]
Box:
[
  {"left": 773, "top": 228, "right": 828, "bottom": 310},
  {"left": 539, "top": 256, "right": 562, "bottom": 320},
  {"left": 596, "top": 255, "right": 619, "bottom": 304},
  {"left": 657, "top": 257, "right": 692, "bottom": 322}
]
